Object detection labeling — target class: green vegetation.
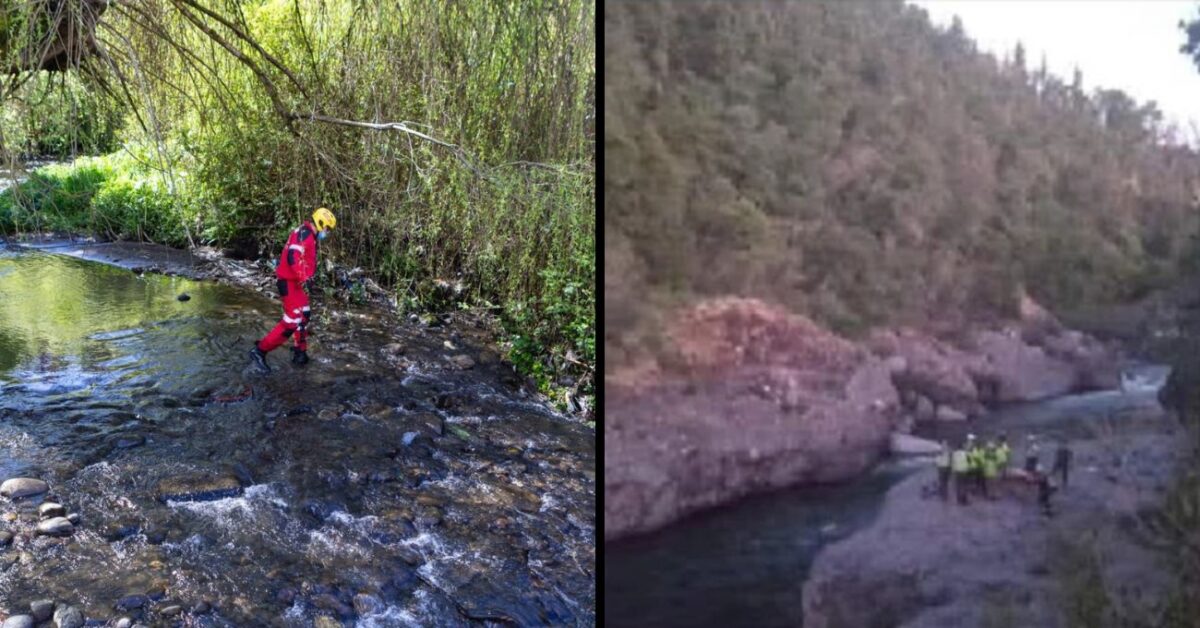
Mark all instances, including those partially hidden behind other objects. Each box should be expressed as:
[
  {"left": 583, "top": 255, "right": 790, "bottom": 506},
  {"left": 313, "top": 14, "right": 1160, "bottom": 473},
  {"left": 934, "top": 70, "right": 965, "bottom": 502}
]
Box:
[
  {"left": 606, "top": 1, "right": 1200, "bottom": 374},
  {"left": 0, "top": 0, "right": 595, "bottom": 409}
]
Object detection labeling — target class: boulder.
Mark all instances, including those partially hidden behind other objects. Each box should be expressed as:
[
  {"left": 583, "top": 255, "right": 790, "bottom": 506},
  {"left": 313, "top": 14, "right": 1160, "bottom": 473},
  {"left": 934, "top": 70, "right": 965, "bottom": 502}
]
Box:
[
  {"left": 605, "top": 299, "right": 897, "bottom": 540},
  {"left": 1041, "top": 330, "right": 1122, "bottom": 391},
  {"left": 52, "top": 605, "right": 84, "bottom": 628},
  {"left": 877, "top": 329, "right": 980, "bottom": 414},
  {"left": 889, "top": 433, "right": 942, "bottom": 456},
  {"left": 0, "top": 478, "right": 48, "bottom": 499}
]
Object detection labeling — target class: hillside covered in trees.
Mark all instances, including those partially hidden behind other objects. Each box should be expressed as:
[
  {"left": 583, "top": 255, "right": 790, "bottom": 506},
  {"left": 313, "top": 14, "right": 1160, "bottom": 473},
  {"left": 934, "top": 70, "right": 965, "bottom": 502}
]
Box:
[{"left": 606, "top": 1, "right": 1200, "bottom": 376}]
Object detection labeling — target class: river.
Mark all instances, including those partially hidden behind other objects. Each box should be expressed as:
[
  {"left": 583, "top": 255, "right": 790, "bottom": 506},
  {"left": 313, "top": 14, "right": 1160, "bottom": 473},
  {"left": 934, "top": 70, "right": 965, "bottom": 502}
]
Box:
[
  {"left": 0, "top": 247, "right": 595, "bottom": 625},
  {"left": 604, "top": 364, "right": 1168, "bottom": 628}
]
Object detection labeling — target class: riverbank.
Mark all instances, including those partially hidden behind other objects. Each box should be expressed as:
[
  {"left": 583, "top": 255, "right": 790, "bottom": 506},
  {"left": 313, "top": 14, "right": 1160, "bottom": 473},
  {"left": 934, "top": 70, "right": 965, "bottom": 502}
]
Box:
[
  {"left": 804, "top": 395, "right": 1181, "bottom": 627},
  {"left": 605, "top": 296, "right": 1128, "bottom": 541},
  {"left": 0, "top": 245, "right": 595, "bottom": 625}
]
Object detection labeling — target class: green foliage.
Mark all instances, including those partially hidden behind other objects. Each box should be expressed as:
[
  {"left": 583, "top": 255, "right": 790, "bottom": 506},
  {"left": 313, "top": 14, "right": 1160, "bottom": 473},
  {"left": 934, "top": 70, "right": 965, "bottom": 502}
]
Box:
[
  {"left": 0, "top": 72, "right": 124, "bottom": 157},
  {"left": 607, "top": 1, "right": 1200, "bottom": 370}
]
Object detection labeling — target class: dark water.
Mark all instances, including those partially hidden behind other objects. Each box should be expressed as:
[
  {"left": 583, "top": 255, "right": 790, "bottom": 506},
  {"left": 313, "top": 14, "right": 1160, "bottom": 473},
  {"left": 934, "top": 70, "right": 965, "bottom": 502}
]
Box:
[
  {"left": 604, "top": 365, "right": 1169, "bottom": 628},
  {"left": 604, "top": 462, "right": 918, "bottom": 628},
  {"left": 0, "top": 249, "right": 595, "bottom": 625}
]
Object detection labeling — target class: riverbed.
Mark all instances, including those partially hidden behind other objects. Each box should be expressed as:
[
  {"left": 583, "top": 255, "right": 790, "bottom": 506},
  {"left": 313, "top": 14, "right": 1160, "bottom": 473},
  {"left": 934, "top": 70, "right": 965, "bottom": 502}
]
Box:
[{"left": 0, "top": 246, "right": 595, "bottom": 625}]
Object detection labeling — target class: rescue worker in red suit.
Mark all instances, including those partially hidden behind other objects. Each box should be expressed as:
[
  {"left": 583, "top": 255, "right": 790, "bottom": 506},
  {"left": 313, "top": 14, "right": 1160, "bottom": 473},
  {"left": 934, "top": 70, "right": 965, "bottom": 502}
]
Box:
[{"left": 249, "top": 207, "right": 337, "bottom": 372}]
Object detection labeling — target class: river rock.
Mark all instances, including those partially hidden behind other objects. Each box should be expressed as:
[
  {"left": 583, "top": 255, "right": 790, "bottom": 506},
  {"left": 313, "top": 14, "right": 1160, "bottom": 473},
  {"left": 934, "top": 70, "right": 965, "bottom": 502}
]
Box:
[
  {"left": 606, "top": 298, "right": 898, "bottom": 540},
  {"left": 889, "top": 433, "right": 942, "bottom": 456},
  {"left": 0, "top": 478, "right": 48, "bottom": 499},
  {"left": 935, "top": 405, "right": 968, "bottom": 421},
  {"left": 30, "top": 600, "right": 53, "bottom": 622},
  {"left": 113, "top": 619, "right": 132, "bottom": 628},
  {"left": 0, "top": 530, "right": 12, "bottom": 547},
  {"left": 39, "top": 502, "right": 66, "bottom": 519},
  {"left": 353, "top": 593, "right": 382, "bottom": 615},
  {"left": 159, "top": 605, "right": 182, "bottom": 617},
  {"left": 313, "top": 617, "right": 340, "bottom": 628},
  {"left": 115, "top": 595, "right": 148, "bottom": 611},
  {"left": 448, "top": 354, "right": 476, "bottom": 370},
  {"left": 875, "top": 329, "right": 981, "bottom": 414},
  {"left": 2, "top": 616, "right": 34, "bottom": 628},
  {"left": 52, "top": 605, "right": 83, "bottom": 628},
  {"left": 155, "top": 471, "right": 243, "bottom": 502},
  {"left": 36, "top": 517, "right": 74, "bottom": 537},
  {"left": 414, "top": 413, "right": 444, "bottom": 437}
]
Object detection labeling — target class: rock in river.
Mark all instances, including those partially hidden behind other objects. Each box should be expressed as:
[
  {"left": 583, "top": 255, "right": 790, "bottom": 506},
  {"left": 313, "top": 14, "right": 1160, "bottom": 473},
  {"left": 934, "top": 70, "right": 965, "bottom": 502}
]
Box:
[
  {"left": 0, "top": 530, "right": 12, "bottom": 547},
  {"left": 2, "top": 615, "right": 34, "bottom": 628},
  {"left": 36, "top": 517, "right": 74, "bottom": 537},
  {"left": 156, "top": 471, "right": 243, "bottom": 502},
  {"left": 0, "top": 478, "right": 48, "bottom": 499},
  {"left": 30, "top": 600, "right": 53, "bottom": 622},
  {"left": 52, "top": 605, "right": 84, "bottom": 628},
  {"left": 39, "top": 502, "right": 66, "bottom": 519}
]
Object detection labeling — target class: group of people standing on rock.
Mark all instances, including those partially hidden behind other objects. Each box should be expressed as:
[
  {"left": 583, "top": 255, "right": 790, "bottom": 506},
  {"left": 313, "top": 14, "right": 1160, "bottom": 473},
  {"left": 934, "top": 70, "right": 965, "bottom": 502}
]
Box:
[{"left": 933, "top": 432, "right": 1073, "bottom": 516}]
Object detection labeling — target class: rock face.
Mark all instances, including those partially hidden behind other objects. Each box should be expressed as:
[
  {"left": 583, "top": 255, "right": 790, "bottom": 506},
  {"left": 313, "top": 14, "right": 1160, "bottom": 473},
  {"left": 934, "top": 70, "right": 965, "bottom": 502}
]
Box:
[
  {"left": 0, "top": 478, "right": 48, "bottom": 499},
  {"left": 969, "top": 330, "right": 1078, "bottom": 402},
  {"left": 605, "top": 298, "right": 900, "bottom": 541},
  {"left": 803, "top": 429, "right": 1184, "bottom": 628}
]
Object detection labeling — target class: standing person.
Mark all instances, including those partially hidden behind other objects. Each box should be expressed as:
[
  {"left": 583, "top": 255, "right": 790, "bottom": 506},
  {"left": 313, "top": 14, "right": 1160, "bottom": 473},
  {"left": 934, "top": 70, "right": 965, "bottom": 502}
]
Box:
[
  {"left": 966, "top": 434, "right": 984, "bottom": 495},
  {"left": 935, "top": 440, "right": 952, "bottom": 501},
  {"left": 996, "top": 433, "right": 1012, "bottom": 473},
  {"left": 1036, "top": 463, "right": 1056, "bottom": 517},
  {"left": 1024, "top": 435, "right": 1041, "bottom": 474},
  {"left": 249, "top": 207, "right": 337, "bottom": 372},
  {"left": 1053, "top": 438, "right": 1073, "bottom": 490},
  {"left": 981, "top": 439, "right": 999, "bottom": 500},
  {"left": 951, "top": 440, "right": 971, "bottom": 505}
]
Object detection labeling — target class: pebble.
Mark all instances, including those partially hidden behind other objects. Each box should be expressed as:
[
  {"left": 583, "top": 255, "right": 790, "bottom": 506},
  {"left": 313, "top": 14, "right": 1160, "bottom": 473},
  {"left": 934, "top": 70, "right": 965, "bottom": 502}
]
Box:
[
  {"left": 2, "top": 513, "right": 15, "bottom": 522},
  {"left": 115, "top": 595, "right": 148, "bottom": 611},
  {"left": 38, "top": 503, "right": 66, "bottom": 519},
  {"left": 2, "top": 616, "right": 34, "bottom": 628},
  {"left": 35, "top": 517, "right": 74, "bottom": 537},
  {"left": 0, "top": 478, "right": 48, "bottom": 499},
  {"left": 192, "top": 601, "right": 212, "bottom": 614},
  {"left": 113, "top": 620, "right": 132, "bottom": 628},
  {"left": 159, "top": 605, "right": 182, "bottom": 617},
  {"left": 401, "top": 431, "right": 419, "bottom": 446},
  {"left": 0, "top": 530, "right": 12, "bottom": 546},
  {"left": 52, "top": 605, "right": 84, "bottom": 628},
  {"left": 177, "top": 293, "right": 191, "bottom": 302},
  {"left": 29, "top": 600, "right": 53, "bottom": 622},
  {"left": 67, "top": 513, "right": 81, "bottom": 525},
  {"left": 314, "top": 616, "right": 341, "bottom": 628},
  {"left": 353, "top": 593, "right": 381, "bottom": 615}
]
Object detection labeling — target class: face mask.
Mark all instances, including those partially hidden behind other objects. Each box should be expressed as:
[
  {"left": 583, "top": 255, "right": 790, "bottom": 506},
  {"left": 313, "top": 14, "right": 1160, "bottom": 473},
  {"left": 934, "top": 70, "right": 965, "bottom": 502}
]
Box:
[{"left": 317, "top": 231, "right": 328, "bottom": 241}]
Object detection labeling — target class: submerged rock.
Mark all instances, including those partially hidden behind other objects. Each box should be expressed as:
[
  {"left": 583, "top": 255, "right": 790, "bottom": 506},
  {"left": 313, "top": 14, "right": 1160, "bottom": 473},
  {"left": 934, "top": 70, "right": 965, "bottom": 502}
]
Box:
[
  {"left": 177, "top": 293, "right": 191, "bottom": 302},
  {"left": 36, "top": 517, "right": 74, "bottom": 537},
  {"left": 156, "top": 471, "right": 243, "bottom": 502},
  {"left": 449, "top": 354, "right": 476, "bottom": 370},
  {"left": 0, "top": 478, "right": 48, "bottom": 499},
  {"left": 0, "top": 530, "right": 12, "bottom": 546}
]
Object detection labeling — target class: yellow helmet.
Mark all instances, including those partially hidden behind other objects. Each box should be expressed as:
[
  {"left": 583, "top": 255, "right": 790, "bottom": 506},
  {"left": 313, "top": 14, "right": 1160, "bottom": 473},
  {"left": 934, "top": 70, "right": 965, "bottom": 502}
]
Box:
[{"left": 312, "top": 207, "right": 337, "bottom": 232}]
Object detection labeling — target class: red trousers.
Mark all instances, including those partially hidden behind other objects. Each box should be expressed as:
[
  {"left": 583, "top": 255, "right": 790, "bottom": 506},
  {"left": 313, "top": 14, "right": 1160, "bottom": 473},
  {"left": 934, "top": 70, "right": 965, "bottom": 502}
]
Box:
[{"left": 257, "top": 280, "right": 310, "bottom": 353}]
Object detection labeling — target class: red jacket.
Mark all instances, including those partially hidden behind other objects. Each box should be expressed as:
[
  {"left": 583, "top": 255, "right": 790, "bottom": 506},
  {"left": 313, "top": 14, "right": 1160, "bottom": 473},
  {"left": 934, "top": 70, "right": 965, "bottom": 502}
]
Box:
[{"left": 276, "top": 220, "right": 320, "bottom": 282}]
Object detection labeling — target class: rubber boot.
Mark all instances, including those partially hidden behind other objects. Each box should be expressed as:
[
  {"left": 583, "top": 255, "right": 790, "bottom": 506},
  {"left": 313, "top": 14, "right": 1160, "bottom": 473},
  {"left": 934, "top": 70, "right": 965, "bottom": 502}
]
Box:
[
  {"left": 249, "top": 345, "right": 271, "bottom": 373},
  {"left": 291, "top": 347, "right": 309, "bottom": 366}
]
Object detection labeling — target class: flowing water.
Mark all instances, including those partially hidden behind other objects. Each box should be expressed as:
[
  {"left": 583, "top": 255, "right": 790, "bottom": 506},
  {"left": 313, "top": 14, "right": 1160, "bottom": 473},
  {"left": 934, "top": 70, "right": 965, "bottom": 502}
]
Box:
[
  {"left": 604, "top": 365, "right": 1169, "bottom": 628},
  {"left": 0, "top": 248, "right": 595, "bottom": 625}
]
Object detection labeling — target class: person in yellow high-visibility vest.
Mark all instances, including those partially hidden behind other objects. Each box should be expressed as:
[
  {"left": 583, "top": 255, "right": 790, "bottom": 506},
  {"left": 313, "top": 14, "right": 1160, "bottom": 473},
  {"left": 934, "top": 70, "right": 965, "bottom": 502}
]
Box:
[
  {"left": 981, "top": 439, "right": 1000, "bottom": 499},
  {"left": 966, "top": 434, "right": 984, "bottom": 495},
  {"left": 951, "top": 440, "right": 971, "bottom": 505}
]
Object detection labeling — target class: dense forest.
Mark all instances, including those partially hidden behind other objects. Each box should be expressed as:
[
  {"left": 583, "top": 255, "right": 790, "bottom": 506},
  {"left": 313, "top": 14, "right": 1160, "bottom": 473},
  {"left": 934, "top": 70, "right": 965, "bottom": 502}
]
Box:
[
  {"left": 606, "top": 1, "right": 1200, "bottom": 375},
  {"left": 0, "top": 0, "right": 595, "bottom": 410}
]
